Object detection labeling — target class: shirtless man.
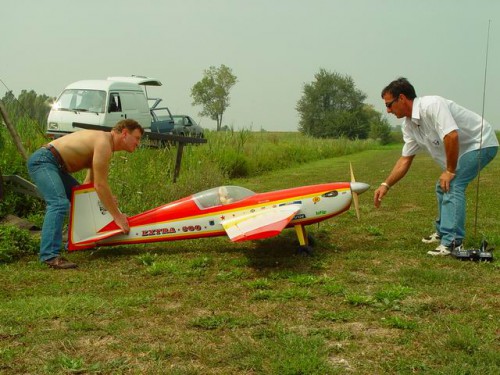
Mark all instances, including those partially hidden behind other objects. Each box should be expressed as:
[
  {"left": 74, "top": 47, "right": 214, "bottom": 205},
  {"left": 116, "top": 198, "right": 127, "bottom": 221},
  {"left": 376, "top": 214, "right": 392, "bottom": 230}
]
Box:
[{"left": 27, "top": 119, "right": 144, "bottom": 269}]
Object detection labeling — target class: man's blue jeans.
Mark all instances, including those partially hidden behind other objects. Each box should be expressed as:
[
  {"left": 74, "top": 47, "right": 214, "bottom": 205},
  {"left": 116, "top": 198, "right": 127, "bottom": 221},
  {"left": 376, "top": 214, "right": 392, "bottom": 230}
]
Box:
[
  {"left": 435, "top": 146, "right": 498, "bottom": 247},
  {"left": 27, "top": 148, "right": 79, "bottom": 262}
]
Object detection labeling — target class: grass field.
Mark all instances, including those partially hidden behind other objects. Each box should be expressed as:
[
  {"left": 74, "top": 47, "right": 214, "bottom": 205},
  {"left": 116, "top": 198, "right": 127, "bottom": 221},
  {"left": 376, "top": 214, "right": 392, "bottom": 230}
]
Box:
[{"left": 1, "top": 147, "right": 499, "bottom": 374}]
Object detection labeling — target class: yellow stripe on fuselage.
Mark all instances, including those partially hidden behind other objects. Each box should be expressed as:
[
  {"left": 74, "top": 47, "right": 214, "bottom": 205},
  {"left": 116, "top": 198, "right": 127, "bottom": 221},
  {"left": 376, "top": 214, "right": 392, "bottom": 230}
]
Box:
[{"left": 150, "top": 188, "right": 351, "bottom": 225}]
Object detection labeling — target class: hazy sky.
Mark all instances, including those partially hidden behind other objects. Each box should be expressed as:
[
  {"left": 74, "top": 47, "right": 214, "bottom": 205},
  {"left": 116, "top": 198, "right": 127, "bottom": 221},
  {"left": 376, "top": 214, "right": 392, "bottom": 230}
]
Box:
[{"left": 1, "top": 0, "right": 499, "bottom": 131}]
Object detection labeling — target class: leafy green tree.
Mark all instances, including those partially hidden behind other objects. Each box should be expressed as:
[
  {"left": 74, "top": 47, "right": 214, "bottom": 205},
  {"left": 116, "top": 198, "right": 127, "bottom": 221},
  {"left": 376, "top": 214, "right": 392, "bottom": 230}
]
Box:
[
  {"left": 297, "top": 69, "right": 370, "bottom": 139},
  {"left": 191, "top": 65, "right": 237, "bottom": 131},
  {"left": 1, "top": 90, "right": 54, "bottom": 131},
  {"left": 363, "top": 104, "right": 393, "bottom": 145}
]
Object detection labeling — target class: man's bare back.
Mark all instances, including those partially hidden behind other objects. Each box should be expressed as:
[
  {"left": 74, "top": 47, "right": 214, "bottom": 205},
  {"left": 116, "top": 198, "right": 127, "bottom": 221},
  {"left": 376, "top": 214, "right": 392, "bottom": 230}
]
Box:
[{"left": 49, "top": 130, "right": 113, "bottom": 173}]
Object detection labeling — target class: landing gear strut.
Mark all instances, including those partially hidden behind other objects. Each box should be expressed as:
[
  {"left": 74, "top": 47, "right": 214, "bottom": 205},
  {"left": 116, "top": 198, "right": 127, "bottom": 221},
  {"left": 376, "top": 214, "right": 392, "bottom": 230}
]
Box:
[{"left": 295, "top": 224, "right": 314, "bottom": 255}]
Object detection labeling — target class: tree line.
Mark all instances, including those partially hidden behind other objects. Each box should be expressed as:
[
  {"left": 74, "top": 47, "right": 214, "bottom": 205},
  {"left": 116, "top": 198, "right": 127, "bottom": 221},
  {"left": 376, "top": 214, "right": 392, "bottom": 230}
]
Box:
[
  {"left": 0, "top": 90, "right": 53, "bottom": 132},
  {"left": 0, "top": 67, "right": 392, "bottom": 143},
  {"left": 192, "top": 66, "right": 392, "bottom": 143}
]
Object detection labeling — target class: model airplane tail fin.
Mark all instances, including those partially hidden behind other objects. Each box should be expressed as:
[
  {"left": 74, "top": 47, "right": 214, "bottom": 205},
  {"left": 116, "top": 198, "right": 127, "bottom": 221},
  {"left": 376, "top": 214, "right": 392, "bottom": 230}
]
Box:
[{"left": 67, "top": 184, "right": 122, "bottom": 251}]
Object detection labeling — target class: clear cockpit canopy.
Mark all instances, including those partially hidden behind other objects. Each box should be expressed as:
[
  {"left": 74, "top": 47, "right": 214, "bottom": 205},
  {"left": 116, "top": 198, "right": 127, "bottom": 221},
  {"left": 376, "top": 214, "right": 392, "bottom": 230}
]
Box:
[{"left": 193, "top": 186, "right": 256, "bottom": 209}]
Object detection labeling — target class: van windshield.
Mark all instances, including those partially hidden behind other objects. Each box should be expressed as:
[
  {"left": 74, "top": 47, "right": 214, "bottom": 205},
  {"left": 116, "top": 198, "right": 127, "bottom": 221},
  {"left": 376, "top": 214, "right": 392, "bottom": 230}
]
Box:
[{"left": 53, "top": 89, "right": 106, "bottom": 113}]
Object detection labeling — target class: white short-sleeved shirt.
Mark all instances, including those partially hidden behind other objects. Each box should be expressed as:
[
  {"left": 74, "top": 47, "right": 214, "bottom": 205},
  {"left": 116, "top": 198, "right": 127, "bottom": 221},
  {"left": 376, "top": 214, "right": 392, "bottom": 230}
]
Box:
[{"left": 401, "top": 96, "right": 499, "bottom": 169}]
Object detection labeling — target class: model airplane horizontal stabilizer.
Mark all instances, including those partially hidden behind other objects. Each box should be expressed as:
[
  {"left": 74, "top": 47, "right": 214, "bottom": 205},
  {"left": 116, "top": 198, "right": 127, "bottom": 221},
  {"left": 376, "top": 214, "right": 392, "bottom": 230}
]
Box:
[
  {"left": 222, "top": 204, "right": 301, "bottom": 242},
  {"left": 71, "top": 229, "right": 124, "bottom": 247}
]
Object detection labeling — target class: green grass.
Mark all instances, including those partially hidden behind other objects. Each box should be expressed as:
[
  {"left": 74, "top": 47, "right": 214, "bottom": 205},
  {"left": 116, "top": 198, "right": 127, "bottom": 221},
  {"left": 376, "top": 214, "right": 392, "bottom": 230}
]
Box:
[{"left": 1, "top": 140, "right": 500, "bottom": 373}]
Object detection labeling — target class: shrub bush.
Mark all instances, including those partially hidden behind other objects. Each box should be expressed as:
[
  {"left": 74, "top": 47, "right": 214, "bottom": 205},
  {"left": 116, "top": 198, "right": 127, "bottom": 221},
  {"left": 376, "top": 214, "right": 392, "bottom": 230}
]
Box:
[{"left": 0, "top": 225, "right": 39, "bottom": 263}]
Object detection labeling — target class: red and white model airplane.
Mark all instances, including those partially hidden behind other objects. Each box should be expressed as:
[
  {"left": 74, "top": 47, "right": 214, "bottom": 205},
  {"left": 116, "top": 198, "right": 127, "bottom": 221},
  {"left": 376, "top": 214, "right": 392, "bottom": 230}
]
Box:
[{"left": 67, "top": 166, "right": 369, "bottom": 254}]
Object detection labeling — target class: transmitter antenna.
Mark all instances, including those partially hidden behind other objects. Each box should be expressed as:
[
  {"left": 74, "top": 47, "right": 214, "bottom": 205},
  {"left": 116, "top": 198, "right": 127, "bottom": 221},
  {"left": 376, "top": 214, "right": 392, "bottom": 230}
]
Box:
[{"left": 473, "top": 20, "right": 491, "bottom": 236}]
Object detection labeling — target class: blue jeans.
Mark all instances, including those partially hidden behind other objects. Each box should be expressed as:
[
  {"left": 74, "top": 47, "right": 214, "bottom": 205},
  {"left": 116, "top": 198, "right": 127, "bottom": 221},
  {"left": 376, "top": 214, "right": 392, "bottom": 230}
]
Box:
[
  {"left": 435, "top": 146, "right": 498, "bottom": 247},
  {"left": 27, "top": 148, "right": 80, "bottom": 262}
]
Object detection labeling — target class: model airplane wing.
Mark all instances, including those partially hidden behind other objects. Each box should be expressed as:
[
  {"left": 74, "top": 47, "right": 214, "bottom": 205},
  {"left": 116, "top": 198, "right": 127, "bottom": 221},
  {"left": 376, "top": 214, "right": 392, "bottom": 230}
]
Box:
[{"left": 221, "top": 204, "right": 302, "bottom": 242}]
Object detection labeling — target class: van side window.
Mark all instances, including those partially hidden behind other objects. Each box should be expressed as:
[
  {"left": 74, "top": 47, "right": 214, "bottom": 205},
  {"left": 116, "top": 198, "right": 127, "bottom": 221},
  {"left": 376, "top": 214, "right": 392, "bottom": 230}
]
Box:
[
  {"left": 109, "top": 93, "right": 122, "bottom": 112},
  {"left": 120, "top": 92, "right": 137, "bottom": 111}
]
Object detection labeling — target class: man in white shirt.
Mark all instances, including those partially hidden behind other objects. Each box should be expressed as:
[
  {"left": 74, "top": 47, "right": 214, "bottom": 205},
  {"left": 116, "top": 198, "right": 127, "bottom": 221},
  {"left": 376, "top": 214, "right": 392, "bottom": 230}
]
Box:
[{"left": 373, "top": 78, "right": 498, "bottom": 256}]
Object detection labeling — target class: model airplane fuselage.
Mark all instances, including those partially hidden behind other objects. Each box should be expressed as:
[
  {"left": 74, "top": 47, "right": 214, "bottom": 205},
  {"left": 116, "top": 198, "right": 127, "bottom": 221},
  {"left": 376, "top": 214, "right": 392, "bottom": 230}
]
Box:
[{"left": 68, "top": 181, "right": 370, "bottom": 252}]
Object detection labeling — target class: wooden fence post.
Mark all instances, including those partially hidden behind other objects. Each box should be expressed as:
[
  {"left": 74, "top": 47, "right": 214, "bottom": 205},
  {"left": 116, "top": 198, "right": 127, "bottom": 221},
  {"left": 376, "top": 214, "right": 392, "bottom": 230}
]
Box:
[{"left": 0, "top": 100, "right": 28, "bottom": 161}]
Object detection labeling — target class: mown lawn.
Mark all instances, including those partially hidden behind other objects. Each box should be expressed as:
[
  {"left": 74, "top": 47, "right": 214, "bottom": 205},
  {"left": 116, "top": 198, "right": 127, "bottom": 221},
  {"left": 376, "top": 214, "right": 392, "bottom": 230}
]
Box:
[{"left": 1, "top": 148, "right": 499, "bottom": 374}]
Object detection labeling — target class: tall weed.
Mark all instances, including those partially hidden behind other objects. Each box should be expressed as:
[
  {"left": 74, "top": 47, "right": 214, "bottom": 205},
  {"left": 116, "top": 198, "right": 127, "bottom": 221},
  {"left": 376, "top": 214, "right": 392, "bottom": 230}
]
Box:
[
  {"left": 204, "top": 130, "right": 376, "bottom": 177},
  {"left": 0, "top": 118, "right": 46, "bottom": 218}
]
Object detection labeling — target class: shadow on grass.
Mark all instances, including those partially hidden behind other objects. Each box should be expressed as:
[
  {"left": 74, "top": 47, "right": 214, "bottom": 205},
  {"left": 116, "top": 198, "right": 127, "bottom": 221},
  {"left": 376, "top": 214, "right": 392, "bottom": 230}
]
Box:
[
  {"left": 242, "top": 230, "right": 332, "bottom": 274},
  {"left": 77, "top": 225, "right": 343, "bottom": 282}
]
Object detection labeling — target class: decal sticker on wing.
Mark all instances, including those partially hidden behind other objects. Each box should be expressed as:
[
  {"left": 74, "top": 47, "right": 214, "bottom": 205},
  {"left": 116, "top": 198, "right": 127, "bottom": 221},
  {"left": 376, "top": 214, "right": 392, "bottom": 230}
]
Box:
[{"left": 221, "top": 204, "right": 302, "bottom": 242}]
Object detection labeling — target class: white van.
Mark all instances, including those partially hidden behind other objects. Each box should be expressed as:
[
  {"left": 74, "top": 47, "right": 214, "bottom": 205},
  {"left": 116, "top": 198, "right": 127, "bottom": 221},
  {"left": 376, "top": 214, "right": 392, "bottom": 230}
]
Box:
[{"left": 46, "top": 76, "right": 162, "bottom": 138}]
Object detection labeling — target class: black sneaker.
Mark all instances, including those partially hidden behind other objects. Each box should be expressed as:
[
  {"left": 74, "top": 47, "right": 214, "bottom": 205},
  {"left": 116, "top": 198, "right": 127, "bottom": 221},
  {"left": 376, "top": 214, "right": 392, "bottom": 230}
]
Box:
[{"left": 422, "top": 232, "right": 441, "bottom": 244}]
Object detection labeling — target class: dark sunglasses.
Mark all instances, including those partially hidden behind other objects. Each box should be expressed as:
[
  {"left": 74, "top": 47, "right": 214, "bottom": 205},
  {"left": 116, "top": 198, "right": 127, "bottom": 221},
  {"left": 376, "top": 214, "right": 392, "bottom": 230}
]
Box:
[{"left": 385, "top": 97, "right": 399, "bottom": 108}]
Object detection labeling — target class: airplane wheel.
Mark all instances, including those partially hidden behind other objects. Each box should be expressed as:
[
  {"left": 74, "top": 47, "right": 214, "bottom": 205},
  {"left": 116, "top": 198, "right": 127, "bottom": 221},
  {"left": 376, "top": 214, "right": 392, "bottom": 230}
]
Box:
[
  {"left": 307, "top": 234, "right": 315, "bottom": 247},
  {"left": 295, "top": 235, "right": 315, "bottom": 248},
  {"left": 298, "top": 245, "right": 314, "bottom": 256}
]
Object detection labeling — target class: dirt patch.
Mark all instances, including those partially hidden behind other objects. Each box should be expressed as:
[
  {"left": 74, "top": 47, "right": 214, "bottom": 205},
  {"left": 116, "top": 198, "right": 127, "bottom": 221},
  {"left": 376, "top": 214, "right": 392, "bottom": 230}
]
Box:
[{"left": 0, "top": 214, "right": 40, "bottom": 231}]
